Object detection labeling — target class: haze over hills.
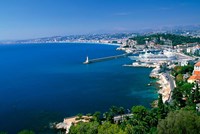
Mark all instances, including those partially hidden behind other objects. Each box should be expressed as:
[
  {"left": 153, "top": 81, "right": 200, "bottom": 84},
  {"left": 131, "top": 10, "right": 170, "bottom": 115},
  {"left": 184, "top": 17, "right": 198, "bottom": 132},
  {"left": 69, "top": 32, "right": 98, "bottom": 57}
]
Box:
[{"left": 1, "top": 24, "right": 200, "bottom": 44}]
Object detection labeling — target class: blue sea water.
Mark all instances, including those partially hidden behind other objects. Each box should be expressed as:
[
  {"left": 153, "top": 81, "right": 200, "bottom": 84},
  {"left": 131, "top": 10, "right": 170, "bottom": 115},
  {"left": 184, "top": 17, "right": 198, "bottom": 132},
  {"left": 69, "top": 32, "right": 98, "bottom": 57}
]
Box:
[{"left": 0, "top": 43, "right": 157, "bottom": 133}]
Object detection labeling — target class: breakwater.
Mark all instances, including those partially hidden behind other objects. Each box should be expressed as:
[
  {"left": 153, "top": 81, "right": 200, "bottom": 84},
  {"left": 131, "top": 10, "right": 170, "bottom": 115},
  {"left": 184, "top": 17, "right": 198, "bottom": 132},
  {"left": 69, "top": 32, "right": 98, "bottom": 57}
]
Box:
[{"left": 83, "top": 53, "right": 130, "bottom": 64}]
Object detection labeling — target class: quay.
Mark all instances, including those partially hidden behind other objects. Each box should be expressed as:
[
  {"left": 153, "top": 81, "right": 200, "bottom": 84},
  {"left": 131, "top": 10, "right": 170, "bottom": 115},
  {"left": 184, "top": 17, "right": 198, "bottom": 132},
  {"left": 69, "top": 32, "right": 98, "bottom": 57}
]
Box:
[
  {"left": 123, "top": 62, "right": 158, "bottom": 68},
  {"left": 83, "top": 53, "right": 130, "bottom": 64}
]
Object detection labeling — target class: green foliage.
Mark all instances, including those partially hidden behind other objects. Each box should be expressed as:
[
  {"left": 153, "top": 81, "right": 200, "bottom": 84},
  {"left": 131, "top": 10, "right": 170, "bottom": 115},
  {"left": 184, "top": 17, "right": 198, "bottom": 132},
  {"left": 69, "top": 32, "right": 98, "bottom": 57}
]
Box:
[
  {"left": 186, "top": 92, "right": 195, "bottom": 106},
  {"left": 158, "top": 94, "right": 167, "bottom": 119},
  {"left": 130, "top": 36, "right": 146, "bottom": 44},
  {"left": 17, "top": 130, "right": 35, "bottom": 134},
  {"left": 76, "top": 113, "right": 83, "bottom": 120},
  {"left": 118, "top": 107, "right": 125, "bottom": 115},
  {"left": 98, "top": 122, "right": 125, "bottom": 134},
  {"left": 172, "top": 65, "right": 193, "bottom": 79},
  {"left": 148, "top": 108, "right": 159, "bottom": 127},
  {"left": 194, "top": 83, "right": 200, "bottom": 101},
  {"left": 69, "top": 121, "right": 99, "bottom": 134},
  {"left": 157, "top": 110, "right": 200, "bottom": 134},
  {"left": 68, "top": 63, "right": 199, "bottom": 134},
  {"left": 174, "top": 66, "right": 182, "bottom": 74},
  {"left": 103, "top": 112, "right": 113, "bottom": 122},
  {"left": 124, "top": 124, "right": 134, "bottom": 134},
  {"left": 130, "top": 34, "right": 200, "bottom": 46},
  {"left": 0, "top": 132, "right": 7, "bottom": 134},
  {"left": 171, "top": 65, "right": 196, "bottom": 108},
  {"left": 180, "top": 83, "right": 193, "bottom": 94},
  {"left": 182, "top": 105, "right": 196, "bottom": 111},
  {"left": 181, "top": 65, "right": 194, "bottom": 74},
  {"left": 172, "top": 87, "right": 185, "bottom": 108},
  {"left": 93, "top": 111, "right": 101, "bottom": 123},
  {"left": 102, "top": 106, "right": 126, "bottom": 123},
  {"left": 176, "top": 73, "right": 183, "bottom": 82},
  {"left": 131, "top": 105, "right": 148, "bottom": 120}
]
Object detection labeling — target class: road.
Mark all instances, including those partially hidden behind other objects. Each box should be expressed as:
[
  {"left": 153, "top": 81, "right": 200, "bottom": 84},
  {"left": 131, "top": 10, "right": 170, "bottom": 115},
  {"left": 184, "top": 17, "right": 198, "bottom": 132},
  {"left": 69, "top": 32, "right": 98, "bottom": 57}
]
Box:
[{"left": 165, "top": 71, "right": 176, "bottom": 102}]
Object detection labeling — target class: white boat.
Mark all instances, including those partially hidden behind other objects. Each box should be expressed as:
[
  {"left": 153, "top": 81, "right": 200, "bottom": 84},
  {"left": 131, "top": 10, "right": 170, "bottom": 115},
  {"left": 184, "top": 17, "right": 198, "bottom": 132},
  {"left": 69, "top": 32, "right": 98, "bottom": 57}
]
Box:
[
  {"left": 163, "top": 49, "right": 176, "bottom": 60},
  {"left": 129, "top": 49, "right": 176, "bottom": 61}
]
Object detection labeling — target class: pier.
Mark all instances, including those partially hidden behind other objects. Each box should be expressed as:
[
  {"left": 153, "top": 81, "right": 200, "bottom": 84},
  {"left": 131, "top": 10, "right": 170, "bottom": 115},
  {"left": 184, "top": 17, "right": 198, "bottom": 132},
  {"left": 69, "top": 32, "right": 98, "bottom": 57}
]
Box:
[{"left": 83, "top": 53, "right": 130, "bottom": 64}]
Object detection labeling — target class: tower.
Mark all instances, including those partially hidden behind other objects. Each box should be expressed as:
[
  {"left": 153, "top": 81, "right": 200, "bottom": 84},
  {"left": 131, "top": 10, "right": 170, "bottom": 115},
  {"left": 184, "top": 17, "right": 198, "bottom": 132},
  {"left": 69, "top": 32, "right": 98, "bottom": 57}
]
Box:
[{"left": 83, "top": 56, "right": 89, "bottom": 64}]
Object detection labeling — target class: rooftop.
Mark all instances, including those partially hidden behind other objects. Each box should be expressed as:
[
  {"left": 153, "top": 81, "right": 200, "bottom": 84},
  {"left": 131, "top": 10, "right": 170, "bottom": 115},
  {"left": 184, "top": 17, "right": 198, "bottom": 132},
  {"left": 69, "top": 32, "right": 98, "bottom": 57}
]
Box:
[
  {"left": 194, "top": 71, "right": 200, "bottom": 75},
  {"left": 195, "top": 62, "right": 200, "bottom": 67}
]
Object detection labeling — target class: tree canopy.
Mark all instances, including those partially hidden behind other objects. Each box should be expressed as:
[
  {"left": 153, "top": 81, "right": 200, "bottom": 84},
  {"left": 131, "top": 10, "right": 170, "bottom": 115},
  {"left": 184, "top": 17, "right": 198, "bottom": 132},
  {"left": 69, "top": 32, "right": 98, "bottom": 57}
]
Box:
[
  {"left": 157, "top": 110, "right": 200, "bottom": 134},
  {"left": 130, "top": 34, "right": 200, "bottom": 46}
]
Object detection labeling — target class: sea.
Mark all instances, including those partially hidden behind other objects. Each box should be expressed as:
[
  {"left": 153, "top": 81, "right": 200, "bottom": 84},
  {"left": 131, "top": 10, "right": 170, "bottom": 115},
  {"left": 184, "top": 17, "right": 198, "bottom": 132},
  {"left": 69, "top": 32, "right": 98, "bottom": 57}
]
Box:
[{"left": 0, "top": 43, "right": 157, "bottom": 133}]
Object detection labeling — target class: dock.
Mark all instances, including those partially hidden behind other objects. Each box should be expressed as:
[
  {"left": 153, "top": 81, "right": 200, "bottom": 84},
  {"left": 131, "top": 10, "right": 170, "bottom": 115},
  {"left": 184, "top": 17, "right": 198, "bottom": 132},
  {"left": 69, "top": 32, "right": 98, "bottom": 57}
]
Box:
[{"left": 83, "top": 53, "right": 130, "bottom": 64}]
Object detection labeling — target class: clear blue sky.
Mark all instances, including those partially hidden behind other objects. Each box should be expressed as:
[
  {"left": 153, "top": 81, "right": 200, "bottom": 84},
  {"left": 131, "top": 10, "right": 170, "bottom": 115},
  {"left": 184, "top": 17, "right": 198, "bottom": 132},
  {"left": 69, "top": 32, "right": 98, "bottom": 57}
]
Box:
[{"left": 0, "top": 0, "right": 200, "bottom": 40}]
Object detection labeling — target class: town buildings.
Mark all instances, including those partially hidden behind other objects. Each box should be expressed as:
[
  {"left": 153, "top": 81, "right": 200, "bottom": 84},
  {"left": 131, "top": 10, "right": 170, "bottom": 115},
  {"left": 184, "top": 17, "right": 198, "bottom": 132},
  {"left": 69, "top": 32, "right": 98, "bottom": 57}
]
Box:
[{"left": 188, "top": 62, "right": 200, "bottom": 83}]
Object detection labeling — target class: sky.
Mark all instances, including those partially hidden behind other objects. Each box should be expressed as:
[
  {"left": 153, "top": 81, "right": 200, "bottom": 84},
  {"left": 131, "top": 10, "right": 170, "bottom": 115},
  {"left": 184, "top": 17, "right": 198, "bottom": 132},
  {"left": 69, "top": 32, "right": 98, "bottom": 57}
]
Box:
[{"left": 0, "top": 0, "right": 200, "bottom": 40}]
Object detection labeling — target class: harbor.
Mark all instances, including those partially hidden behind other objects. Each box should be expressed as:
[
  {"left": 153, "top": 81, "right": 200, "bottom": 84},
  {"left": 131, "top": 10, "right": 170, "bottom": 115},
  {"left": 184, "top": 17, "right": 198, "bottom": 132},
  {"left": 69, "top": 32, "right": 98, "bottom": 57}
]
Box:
[{"left": 120, "top": 47, "right": 193, "bottom": 102}]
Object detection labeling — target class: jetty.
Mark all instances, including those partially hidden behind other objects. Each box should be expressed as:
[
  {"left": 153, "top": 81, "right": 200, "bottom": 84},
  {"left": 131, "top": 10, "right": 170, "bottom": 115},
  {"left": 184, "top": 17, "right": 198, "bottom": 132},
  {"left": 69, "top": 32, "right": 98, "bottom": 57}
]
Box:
[{"left": 83, "top": 53, "right": 130, "bottom": 64}]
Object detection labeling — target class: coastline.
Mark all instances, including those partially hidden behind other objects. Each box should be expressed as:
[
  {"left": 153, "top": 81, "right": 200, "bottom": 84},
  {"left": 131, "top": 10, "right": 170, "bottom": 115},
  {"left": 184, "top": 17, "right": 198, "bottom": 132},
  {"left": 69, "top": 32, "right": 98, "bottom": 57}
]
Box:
[
  {"left": 118, "top": 57, "right": 173, "bottom": 102},
  {"left": 0, "top": 41, "right": 121, "bottom": 46},
  {"left": 149, "top": 65, "right": 173, "bottom": 102},
  {"left": 157, "top": 73, "right": 172, "bottom": 102}
]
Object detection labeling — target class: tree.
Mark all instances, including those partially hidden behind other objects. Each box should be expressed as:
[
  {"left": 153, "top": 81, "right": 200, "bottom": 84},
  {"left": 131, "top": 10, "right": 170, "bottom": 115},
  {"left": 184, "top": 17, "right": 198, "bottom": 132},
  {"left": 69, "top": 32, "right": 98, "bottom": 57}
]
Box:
[
  {"left": 194, "top": 83, "right": 200, "bottom": 101},
  {"left": 69, "top": 121, "right": 99, "bottom": 134},
  {"left": 17, "top": 130, "right": 35, "bottom": 134},
  {"left": 157, "top": 94, "right": 166, "bottom": 119},
  {"left": 109, "top": 106, "right": 118, "bottom": 116},
  {"left": 93, "top": 111, "right": 101, "bottom": 123},
  {"left": 176, "top": 74, "right": 183, "bottom": 83},
  {"left": 124, "top": 124, "right": 134, "bottom": 134},
  {"left": 147, "top": 108, "right": 159, "bottom": 127},
  {"left": 98, "top": 122, "right": 125, "bottom": 134},
  {"left": 157, "top": 110, "right": 200, "bottom": 134},
  {"left": 131, "top": 105, "right": 148, "bottom": 120},
  {"left": 103, "top": 112, "right": 113, "bottom": 122},
  {"left": 172, "top": 87, "right": 185, "bottom": 107},
  {"left": 186, "top": 91, "right": 195, "bottom": 106},
  {"left": 180, "top": 83, "right": 193, "bottom": 95},
  {"left": 118, "top": 107, "right": 125, "bottom": 115}
]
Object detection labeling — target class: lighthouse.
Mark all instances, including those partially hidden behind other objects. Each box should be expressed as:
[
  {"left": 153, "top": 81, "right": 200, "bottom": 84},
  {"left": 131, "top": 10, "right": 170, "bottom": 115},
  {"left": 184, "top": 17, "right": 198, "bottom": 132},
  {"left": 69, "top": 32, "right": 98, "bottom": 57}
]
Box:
[{"left": 83, "top": 56, "right": 89, "bottom": 64}]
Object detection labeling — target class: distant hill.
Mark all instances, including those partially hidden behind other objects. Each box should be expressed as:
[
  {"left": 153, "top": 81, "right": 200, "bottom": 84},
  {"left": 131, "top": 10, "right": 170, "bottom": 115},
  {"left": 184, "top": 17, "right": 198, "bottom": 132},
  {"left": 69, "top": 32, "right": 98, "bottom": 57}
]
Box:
[{"left": 129, "top": 33, "right": 200, "bottom": 46}]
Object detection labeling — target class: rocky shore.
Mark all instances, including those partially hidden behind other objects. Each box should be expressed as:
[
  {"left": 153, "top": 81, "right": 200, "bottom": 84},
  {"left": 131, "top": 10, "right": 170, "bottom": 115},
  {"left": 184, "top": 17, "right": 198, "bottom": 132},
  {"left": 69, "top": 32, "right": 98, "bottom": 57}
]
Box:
[
  {"left": 149, "top": 65, "right": 173, "bottom": 102},
  {"left": 157, "top": 73, "right": 171, "bottom": 102}
]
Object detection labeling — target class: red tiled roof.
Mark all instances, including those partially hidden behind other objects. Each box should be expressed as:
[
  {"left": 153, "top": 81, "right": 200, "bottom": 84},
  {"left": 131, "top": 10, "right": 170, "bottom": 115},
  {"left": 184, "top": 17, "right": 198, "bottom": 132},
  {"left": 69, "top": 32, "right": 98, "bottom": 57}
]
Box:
[
  {"left": 194, "top": 71, "right": 200, "bottom": 75},
  {"left": 195, "top": 62, "right": 200, "bottom": 67},
  {"left": 188, "top": 75, "right": 197, "bottom": 80},
  {"left": 188, "top": 75, "right": 200, "bottom": 81},
  {"left": 196, "top": 75, "right": 200, "bottom": 80}
]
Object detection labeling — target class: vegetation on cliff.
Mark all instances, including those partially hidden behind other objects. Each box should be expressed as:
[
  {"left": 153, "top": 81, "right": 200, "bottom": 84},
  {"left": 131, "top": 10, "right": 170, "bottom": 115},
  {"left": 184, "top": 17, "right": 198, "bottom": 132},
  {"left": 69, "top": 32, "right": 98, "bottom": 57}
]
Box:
[
  {"left": 130, "top": 34, "right": 200, "bottom": 46},
  {"left": 67, "top": 65, "right": 200, "bottom": 134}
]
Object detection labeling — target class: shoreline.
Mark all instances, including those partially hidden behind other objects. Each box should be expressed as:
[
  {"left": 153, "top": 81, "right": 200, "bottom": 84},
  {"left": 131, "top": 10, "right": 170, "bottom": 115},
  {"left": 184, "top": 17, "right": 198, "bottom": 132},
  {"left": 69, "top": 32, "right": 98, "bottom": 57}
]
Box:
[
  {"left": 157, "top": 73, "right": 172, "bottom": 102},
  {"left": 121, "top": 59, "right": 172, "bottom": 103},
  {"left": 124, "top": 63, "right": 168, "bottom": 101},
  {"left": 0, "top": 41, "right": 121, "bottom": 46},
  {"left": 150, "top": 67, "right": 173, "bottom": 102}
]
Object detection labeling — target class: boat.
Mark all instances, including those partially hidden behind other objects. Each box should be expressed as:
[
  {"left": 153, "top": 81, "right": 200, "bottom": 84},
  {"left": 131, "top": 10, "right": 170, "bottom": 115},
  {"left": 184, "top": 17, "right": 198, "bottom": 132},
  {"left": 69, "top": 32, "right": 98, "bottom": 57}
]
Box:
[
  {"left": 128, "top": 49, "right": 176, "bottom": 61},
  {"left": 163, "top": 49, "right": 176, "bottom": 60}
]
